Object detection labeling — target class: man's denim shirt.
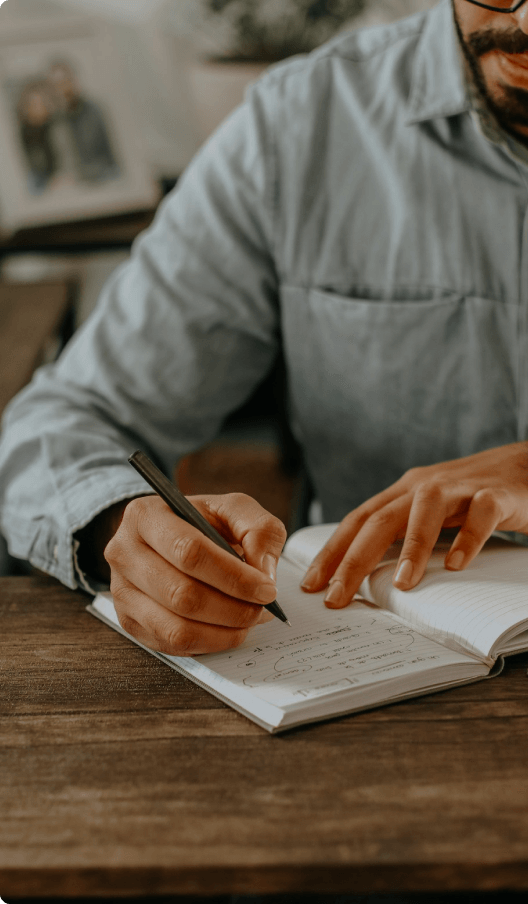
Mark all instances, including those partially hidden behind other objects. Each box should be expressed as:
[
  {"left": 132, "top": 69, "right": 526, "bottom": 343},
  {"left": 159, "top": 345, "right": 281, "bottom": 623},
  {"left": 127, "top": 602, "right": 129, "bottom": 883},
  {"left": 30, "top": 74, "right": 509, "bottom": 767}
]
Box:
[{"left": 1, "top": 0, "right": 527, "bottom": 590}]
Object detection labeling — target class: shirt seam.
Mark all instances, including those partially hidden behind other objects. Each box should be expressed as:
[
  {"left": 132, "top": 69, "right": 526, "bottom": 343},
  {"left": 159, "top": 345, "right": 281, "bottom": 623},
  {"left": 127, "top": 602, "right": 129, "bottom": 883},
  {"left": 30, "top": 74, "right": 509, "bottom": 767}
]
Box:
[
  {"left": 260, "top": 24, "right": 425, "bottom": 92},
  {"left": 279, "top": 281, "right": 517, "bottom": 304},
  {"left": 246, "top": 82, "right": 280, "bottom": 291}
]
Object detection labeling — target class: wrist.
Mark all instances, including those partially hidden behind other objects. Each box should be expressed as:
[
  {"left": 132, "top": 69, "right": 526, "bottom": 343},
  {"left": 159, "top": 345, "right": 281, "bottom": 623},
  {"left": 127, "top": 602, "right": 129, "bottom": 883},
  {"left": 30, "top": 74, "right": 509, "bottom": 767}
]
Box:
[{"left": 75, "top": 498, "right": 136, "bottom": 585}]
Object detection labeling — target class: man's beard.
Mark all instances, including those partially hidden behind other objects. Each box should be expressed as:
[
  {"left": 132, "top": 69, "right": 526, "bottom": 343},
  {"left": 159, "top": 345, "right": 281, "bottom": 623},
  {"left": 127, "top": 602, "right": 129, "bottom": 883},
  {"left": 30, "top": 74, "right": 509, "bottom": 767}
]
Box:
[{"left": 453, "top": 6, "right": 528, "bottom": 138}]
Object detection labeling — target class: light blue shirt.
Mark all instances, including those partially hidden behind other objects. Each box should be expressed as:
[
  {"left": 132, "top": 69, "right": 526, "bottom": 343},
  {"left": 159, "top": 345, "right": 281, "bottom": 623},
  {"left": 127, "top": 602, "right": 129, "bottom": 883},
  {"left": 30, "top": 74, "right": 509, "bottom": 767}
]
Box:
[{"left": 1, "top": 0, "right": 527, "bottom": 591}]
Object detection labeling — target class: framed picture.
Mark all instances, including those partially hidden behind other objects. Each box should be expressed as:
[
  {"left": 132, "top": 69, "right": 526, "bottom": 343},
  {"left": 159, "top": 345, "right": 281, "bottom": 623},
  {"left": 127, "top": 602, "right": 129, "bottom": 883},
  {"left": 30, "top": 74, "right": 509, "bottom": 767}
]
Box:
[{"left": 0, "top": 16, "right": 159, "bottom": 234}]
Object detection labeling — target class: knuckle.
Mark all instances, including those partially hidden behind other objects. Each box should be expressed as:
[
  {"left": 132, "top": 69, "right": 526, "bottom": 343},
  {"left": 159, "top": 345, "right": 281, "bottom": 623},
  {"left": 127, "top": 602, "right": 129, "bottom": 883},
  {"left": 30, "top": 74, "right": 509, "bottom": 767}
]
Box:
[
  {"left": 341, "top": 510, "right": 359, "bottom": 528},
  {"left": 228, "top": 494, "right": 287, "bottom": 539},
  {"left": 338, "top": 553, "right": 364, "bottom": 580},
  {"left": 473, "top": 487, "right": 502, "bottom": 514},
  {"left": 166, "top": 624, "right": 196, "bottom": 656},
  {"left": 404, "top": 466, "right": 426, "bottom": 484},
  {"left": 214, "top": 492, "right": 251, "bottom": 518},
  {"left": 257, "top": 516, "right": 287, "bottom": 547},
  {"left": 337, "top": 508, "right": 370, "bottom": 538},
  {"left": 171, "top": 534, "right": 204, "bottom": 573},
  {"left": 401, "top": 533, "right": 428, "bottom": 557},
  {"left": 125, "top": 494, "right": 151, "bottom": 527},
  {"left": 461, "top": 525, "right": 481, "bottom": 545},
  {"left": 240, "top": 507, "right": 287, "bottom": 546},
  {"left": 104, "top": 535, "right": 122, "bottom": 566},
  {"left": 109, "top": 576, "right": 131, "bottom": 603},
  {"left": 117, "top": 613, "right": 138, "bottom": 637},
  {"left": 230, "top": 492, "right": 252, "bottom": 507},
  {"left": 226, "top": 569, "right": 253, "bottom": 600},
  {"left": 177, "top": 592, "right": 205, "bottom": 622},
  {"left": 230, "top": 628, "right": 250, "bottom": 649},
  {"left": 368, "top": 508, "right": 396, "bottom": 529},
  {"left": 413, "top": 479, "right": 444, "bottom": 504},
  {"left": 166, "top": 579, "right": 198, "bottom": 616},
  {"left": 234, "top": 603, "right": 261, "bottom": 629}
]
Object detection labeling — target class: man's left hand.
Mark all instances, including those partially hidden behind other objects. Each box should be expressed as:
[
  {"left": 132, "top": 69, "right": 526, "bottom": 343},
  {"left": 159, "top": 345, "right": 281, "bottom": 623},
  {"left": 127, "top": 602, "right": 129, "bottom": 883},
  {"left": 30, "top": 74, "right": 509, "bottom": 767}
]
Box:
[{"left": 301, "top": 442, "right": 528, "bottom": 607}]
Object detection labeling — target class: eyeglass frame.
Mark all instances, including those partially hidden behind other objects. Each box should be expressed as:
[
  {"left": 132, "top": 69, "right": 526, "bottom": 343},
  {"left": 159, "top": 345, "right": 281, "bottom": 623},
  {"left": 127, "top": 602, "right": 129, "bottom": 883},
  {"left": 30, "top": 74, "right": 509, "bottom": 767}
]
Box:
[{"left": 464, "top": 0, "right": 528, "bottom": 13}]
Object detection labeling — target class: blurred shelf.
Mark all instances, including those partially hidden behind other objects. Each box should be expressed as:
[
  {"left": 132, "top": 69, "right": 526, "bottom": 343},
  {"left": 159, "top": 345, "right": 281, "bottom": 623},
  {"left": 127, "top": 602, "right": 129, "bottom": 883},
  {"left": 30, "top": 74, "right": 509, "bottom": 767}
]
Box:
[
  {"left": 0, "top": 208, "right": 157, "bottom": 256},
  {"left": 0, "top": 178, "right": 181, "bottom": 257}
]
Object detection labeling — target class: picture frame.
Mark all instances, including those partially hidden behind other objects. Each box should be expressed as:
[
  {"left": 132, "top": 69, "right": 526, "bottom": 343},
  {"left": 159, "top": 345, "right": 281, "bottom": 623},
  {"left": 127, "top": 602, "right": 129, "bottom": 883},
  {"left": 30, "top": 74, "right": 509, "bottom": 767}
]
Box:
[{"left": 0, "top": 15, "right": 159, "bottom": 234}]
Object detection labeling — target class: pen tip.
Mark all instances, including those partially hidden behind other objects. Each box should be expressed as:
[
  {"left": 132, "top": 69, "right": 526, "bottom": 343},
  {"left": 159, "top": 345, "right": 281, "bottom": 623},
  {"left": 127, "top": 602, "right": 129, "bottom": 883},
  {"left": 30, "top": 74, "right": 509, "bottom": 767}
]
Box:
[{"left": 286, "top": 620, "right": 292, "bottom": 627}]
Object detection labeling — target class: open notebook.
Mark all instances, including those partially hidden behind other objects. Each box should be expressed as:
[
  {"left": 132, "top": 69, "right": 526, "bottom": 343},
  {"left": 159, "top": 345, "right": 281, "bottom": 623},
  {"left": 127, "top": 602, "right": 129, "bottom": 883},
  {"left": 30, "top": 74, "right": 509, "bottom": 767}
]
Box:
[{"left": 87, "top": 524, "right": 528, "bottom": 733}]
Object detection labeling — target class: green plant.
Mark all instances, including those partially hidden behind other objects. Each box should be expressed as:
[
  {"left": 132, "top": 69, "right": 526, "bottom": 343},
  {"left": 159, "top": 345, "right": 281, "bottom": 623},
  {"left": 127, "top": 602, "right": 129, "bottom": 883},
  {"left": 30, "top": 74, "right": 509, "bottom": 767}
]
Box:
[{"left": 199, "top": 0, "right": 366, "bottom": 62}]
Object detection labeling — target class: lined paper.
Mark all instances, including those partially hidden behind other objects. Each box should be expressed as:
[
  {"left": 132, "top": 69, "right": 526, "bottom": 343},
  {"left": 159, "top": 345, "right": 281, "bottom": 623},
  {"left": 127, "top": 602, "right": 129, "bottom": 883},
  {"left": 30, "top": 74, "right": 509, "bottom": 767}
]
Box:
[
  {"left": 89, "top": 551, "right": 489, "bottom": 730},
  {"left": 284, "top": 526, "right": 528, "bottom": 663},
  {"left": 194, "top": 559, "right": 483, "bottom": 708},
  {"left": 361, "top": 542, "right": 528, "bottom": 661}
]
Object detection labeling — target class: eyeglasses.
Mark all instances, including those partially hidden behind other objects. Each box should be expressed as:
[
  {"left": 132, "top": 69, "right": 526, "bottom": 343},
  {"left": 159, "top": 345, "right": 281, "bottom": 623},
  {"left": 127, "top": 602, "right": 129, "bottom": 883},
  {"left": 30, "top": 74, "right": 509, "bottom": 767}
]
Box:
[{"left": 464, "top": 0, "right": 528, "bottom": 13}]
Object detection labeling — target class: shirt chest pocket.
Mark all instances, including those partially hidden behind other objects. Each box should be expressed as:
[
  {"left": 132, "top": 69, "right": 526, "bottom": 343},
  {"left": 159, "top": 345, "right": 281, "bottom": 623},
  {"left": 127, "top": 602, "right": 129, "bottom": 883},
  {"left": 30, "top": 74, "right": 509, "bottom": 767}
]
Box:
[{"left": 280, "top": 285, "right": 519, "bottom": 472}]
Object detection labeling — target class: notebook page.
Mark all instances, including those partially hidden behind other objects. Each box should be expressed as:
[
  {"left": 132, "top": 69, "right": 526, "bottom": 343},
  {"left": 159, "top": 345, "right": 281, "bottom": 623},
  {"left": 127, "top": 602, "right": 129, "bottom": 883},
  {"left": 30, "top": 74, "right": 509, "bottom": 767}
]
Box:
[
  {"left": 194, "top": 558, "right": 484, "bottom": 710},
  {"left": 362, "top": 542, "right": 528, "bottom": 662},
  {"left": 282, "top": 523, "right": 340, "bottom": 571}
]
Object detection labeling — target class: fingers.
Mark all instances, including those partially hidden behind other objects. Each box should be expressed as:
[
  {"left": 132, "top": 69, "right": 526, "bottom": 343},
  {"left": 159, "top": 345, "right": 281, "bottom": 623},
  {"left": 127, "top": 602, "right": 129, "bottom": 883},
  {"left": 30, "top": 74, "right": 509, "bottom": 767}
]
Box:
[
  {"left": 322, "top": 495, "right": 412, "bottom": 608},
  {"left": 112, "top": 580, "right": 249, "bottom": 656},
  {"left": 301, "top": 448, "right": 528, "bottom": 606},
  {"left": 301, "top": 484, "right": 406, "bottom": 591},
  {"left": 111, "top": 496, "right": 277, "bottom": 606},
  {"left": 104, "top": 493, "right": 282, "bottom": 657},
  {"left": 197, "top": 493, "right": 287, "bottom": 579},
  {"left": 392, "top": 483, "right": 453, "bottom": 590},
  {"left": 111, "top": 538, "right": 263, "bottom": 630},
  {"left": 444, "top": 488, "right": 505, "bottom": 572}
]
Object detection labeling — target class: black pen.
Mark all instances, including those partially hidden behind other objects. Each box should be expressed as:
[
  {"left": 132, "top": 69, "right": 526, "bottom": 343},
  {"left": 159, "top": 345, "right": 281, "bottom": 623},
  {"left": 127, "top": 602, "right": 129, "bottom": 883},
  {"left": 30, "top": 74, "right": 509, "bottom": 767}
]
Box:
[{"left": 128, "top": 450, "right": 291, "bottom": 626}]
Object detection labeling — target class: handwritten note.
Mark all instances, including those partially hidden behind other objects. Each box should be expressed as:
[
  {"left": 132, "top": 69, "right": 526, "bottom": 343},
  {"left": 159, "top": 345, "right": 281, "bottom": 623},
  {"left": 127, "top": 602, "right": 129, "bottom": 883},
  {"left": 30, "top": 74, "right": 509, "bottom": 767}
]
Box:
[{"left": 195, "top": 559, "right": 480, "bottom": 708}]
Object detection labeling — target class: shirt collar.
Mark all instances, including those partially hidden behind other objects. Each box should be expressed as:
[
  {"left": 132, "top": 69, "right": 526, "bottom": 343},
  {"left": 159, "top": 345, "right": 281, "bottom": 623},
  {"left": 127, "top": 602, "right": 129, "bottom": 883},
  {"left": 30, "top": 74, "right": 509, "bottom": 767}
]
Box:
[{"left": 406, "top": 0, "right": 471, "bottom": 125}]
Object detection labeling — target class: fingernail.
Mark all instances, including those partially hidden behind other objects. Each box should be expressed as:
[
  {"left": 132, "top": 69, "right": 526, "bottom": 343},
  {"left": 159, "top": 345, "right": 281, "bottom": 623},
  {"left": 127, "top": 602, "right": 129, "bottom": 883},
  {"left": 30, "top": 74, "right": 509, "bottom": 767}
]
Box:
[
  {"left": 255, "top": 583, "right": 277, "bottom": 603},
  {"left": 324, "top": 580, "right": 345, "bottom": 607},
  {"left": 262, "top": 553, "right": 277, "bottom": 583},
  {"left": 394, "top": 559, "right": 413, "bottom": 587},
  {"left": 301, "top": 565, "right": 319, "bottom": 590},
  {"left": 446, "top": 550, "right": 465, "bottom": 570},
  {"left": 257, "top": 608, "right": 275, "bottom": 624}
]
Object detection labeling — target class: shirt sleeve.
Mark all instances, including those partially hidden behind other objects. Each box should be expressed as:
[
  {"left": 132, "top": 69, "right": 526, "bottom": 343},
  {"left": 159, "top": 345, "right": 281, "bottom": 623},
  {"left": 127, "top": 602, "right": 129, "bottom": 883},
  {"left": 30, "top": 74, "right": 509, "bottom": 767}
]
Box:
[{"left": 0, "top": 82, "right": 280, "bottom": 590}]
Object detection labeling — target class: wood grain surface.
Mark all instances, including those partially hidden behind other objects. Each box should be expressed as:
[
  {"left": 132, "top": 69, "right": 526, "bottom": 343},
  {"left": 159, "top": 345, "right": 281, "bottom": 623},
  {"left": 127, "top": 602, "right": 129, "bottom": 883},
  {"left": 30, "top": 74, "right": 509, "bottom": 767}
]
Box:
[
  {"left": 0, "top": 281, "right": 73, "bottom": 418},
  {"left": 3, "top": 575, "right": 528, "bottom": 897}
]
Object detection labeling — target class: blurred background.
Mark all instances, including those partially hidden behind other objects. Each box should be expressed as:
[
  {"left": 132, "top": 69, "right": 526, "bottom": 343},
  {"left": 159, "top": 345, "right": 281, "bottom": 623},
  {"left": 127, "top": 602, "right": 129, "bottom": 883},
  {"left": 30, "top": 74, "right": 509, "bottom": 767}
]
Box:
[{"left": 0, "top": 0, "right": 435, "bottom": 574}]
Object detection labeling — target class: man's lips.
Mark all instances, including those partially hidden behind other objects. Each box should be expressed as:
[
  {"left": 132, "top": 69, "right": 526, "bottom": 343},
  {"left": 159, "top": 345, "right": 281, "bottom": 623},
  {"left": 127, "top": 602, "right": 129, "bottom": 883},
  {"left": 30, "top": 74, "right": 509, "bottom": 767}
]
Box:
[
  {"left": 491, "top": 49, "right": 528, "bottom": 84},
  {"left": 499, "top": 51, "right": 528, "bottom": 70}
]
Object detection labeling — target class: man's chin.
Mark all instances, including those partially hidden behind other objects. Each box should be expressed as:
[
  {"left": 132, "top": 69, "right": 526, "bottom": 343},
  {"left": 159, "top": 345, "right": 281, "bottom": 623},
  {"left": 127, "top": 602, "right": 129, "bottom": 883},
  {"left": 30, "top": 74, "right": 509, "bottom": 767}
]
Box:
[
  {"left": 474, "top": 56, "right": 528, "bottom": 137},
  {"left": 485, "top": 82, "right": 528, "bottom": 135}
]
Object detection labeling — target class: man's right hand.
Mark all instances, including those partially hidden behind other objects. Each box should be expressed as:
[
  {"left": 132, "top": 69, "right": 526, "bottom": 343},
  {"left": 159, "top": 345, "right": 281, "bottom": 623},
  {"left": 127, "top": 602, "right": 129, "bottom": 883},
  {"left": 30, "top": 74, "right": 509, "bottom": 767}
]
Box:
[{"left": 103, "top": 493, "right": 287, "bottom": 656}]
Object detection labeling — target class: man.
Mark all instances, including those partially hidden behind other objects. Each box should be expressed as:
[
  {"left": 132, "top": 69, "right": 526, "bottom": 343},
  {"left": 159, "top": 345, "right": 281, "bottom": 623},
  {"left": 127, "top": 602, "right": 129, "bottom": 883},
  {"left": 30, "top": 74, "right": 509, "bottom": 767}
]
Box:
[
  {"left": 2, "top": 0, "right": 528, "bottom": 657},
  {"left": 46, "top": 61, "right": 120, "bottom": 184},
  {"left": 16, "top": 81, "right": 58, "bottom": 194}
]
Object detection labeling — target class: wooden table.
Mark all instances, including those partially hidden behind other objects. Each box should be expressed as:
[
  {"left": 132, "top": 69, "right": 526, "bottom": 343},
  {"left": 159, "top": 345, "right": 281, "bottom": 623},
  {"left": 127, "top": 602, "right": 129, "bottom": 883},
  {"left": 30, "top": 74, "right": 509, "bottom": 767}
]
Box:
[
  {"left": 0, "top": 280, "right": 75, "bottom": 419},
  {"left": 3, "top": 575, "right": 528, "bottom": 898}
]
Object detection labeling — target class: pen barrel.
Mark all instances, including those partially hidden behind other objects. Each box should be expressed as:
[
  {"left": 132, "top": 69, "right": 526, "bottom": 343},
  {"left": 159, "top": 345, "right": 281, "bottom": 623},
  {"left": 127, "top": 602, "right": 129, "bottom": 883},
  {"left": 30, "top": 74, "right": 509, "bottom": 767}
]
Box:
[{"left": 129, "top": 451, "right": 242, "bottom": 560}]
